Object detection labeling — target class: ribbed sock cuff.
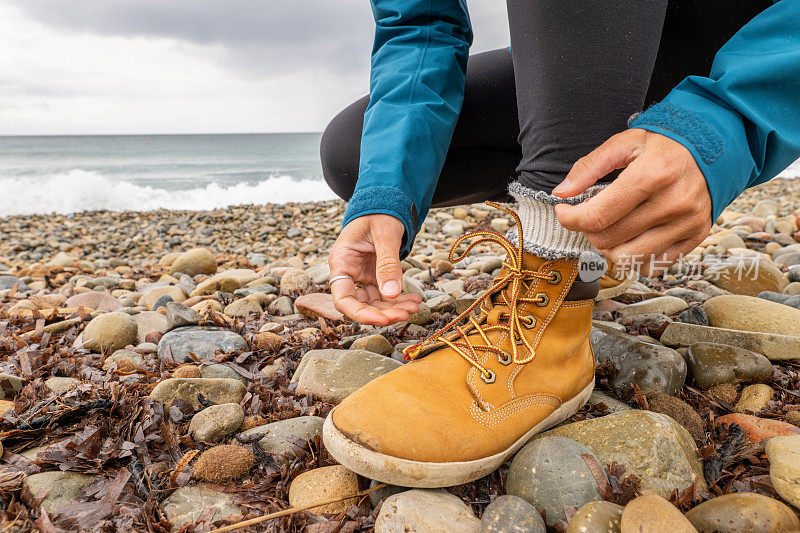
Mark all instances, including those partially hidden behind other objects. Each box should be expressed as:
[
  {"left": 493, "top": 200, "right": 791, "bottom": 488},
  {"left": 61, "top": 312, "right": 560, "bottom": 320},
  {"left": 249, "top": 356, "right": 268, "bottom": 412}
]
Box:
[{"left": 507, "top": 182, "right": 606, "bottom": 263}]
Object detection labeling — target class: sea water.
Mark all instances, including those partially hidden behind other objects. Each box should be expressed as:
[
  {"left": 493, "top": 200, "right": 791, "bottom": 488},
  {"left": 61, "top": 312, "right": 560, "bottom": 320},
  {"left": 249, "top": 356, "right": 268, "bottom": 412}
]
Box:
[{"left": 0, "top": 133, "right": 335, "bottom": 216}]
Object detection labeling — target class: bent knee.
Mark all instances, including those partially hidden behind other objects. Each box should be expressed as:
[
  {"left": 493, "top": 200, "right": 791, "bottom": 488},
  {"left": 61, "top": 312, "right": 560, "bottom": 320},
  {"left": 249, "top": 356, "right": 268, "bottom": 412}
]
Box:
[{"left": 320, "top": 97, "right": 368, "bottom": 201}]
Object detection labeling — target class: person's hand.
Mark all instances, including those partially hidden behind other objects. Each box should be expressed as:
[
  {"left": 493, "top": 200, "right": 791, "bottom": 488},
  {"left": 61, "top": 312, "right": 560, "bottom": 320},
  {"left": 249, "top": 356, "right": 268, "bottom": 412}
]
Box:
[
  {"left": 328, "top": 214, "right": 421, "bottom": 325},
  {"left": 552, "top": 129, "right": 712, "bottom": 277}
]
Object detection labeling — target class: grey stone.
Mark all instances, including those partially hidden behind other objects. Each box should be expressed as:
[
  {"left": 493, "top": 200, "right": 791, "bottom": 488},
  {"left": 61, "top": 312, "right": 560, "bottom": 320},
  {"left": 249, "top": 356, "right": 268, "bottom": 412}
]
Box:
[
  {"left": 660, "top": 322, "right": 800, "bottom": 361},
  {"left": 675, "top": 306, "right": 708, "bottom": 326},
  {"left": 375, "top": 489, "right": 480, "bottom": 533},
  {"left": 407, "top": 302, "right": 432, "bottom": 325},
  {"left": 368, "top": 479, "right": 410, "bottom": 507},
  {"left": 292, "top": 349, "right": 401, "bottom": 403},
  {"left": 240, "top": 416, "right": 324, "bottom": 463},
  {"left": 200, "top": 363, "right": 249, "bottom": 384},
  {"left": 165, "top": 302, "right": 200, "bottom": 330},
  {"left": 686, "top": 342, "right": 773, "bottom": 388},
  {"left": 0, "top": 276, "right": 27, "bottom": 291},
  {"left": 162, "top": 485, "right": 241, "bottom": 529},
  {"left": 153, "top": 295, "right": 173, "bottom": 311},
  {"left": 350, "top": 334, "right": 393, "bottom": 356},
  {"left": 45, "top": 377, "right": 79, "bottom": 395},
  {"left": 157, "top": 326, "right": 248, "bottom": 363},
  {"left": 149, "top": 378, "right": 246, "bottom": 410},
  {"left": 426, "top": 294, "right": 456, "bottom": 313},
  {"left": 616, "top": 296, "right": 688, "bottom": 319},
  {"left": 587, "top": 391, "right": 631, "bottom": 414},
  {"left": 102, "top": 349, "right": 145, "bottom": 371},
  {"left": 189, "top": 403, "right": 244, "bottom": 442},
  {"left": 590, "top": 325, "right": 686, "bottom": 397},
  {"left": 0, "top": 373, "right": 26, "bottom": 399},
  {"left": 539, "top": 410, "right": 707, "bottom": 497},
  {"left": 23, "top": 471, "right": 95, "bottom": 515},
  {"left": 507, "top": 436, "right": 605, "bottom": 526},
  {"left": 664, "top": 288, "right": 710, "bottom": 303},
  {"left": 480, "top": 495, "right": 545, "bottom": 533}
]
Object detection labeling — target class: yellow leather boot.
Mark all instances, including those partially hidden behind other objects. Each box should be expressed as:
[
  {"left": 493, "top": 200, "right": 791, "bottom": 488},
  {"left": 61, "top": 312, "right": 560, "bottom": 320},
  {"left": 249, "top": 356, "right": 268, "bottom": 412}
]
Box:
[{"left": 323, "top": 203, "right": 596, "bottom": 488}]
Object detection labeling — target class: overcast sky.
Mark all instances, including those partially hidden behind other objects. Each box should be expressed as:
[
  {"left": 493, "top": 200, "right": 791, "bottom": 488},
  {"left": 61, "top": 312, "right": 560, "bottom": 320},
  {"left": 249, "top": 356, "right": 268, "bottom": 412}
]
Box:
[{"left": 0, "top": 1, "right": 510, "bottom": 135}]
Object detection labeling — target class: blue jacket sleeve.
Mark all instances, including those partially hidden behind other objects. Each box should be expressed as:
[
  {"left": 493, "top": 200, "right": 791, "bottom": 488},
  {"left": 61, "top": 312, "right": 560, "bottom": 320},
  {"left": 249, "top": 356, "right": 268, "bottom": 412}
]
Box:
[
  {"left": 629, "top": 0, "right": 800, "bottom": 221},
  {"left": 341, "top": 0, "right": 473, "bottom": 258}
]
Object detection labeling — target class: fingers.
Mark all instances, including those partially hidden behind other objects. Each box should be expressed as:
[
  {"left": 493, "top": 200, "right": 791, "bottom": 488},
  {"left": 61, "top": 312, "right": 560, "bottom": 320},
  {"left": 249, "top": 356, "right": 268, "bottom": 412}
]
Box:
[
  {"left": 552, "top": 130, "right": 645, "bottom": 198},
  {"left": 582, "top": 197, "right": 689, "bottom": 250},
  {"left": 605, "top": 224, "right": 700, "bottom": 278},
  {"left": 555, "top": 158, "right": 652, "bottom": 233},
  {"left": 372, "top": 231, "right": 403, "bottom": 299}
]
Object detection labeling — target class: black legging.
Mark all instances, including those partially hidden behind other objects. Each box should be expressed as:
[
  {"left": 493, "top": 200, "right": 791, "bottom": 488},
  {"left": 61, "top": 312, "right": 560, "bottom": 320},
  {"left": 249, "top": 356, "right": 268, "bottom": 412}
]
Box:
[{"left": 321, "top": 0, "right": 771, "bottom": 207}]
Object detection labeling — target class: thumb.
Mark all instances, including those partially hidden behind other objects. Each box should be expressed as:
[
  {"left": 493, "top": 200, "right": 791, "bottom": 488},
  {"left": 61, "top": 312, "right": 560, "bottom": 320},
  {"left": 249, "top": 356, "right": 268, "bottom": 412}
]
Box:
[
  {"left": 553, "top": 130, "right": 643, "bottom": 198},
  {"left": 373, "top": 231, "right": 403, "bottom": 299}
]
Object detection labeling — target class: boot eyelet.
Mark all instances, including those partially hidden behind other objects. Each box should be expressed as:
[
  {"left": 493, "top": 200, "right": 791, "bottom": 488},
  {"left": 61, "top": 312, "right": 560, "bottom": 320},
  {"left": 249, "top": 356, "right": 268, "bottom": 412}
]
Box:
[
  {"left": 535, "top": 293, "right": 550, "bottom": 307},
  {"left": 520, "top": 315, "right": 537, "bottom": 329},
  {"left": 497, "top": 351, "right": 512, "bottom": 365},
  {"left": 548, "top": 270, "right": 562, "bottom": 285},
  {"left": 481, "top": 369, "right": 496, "bottom": 384}
]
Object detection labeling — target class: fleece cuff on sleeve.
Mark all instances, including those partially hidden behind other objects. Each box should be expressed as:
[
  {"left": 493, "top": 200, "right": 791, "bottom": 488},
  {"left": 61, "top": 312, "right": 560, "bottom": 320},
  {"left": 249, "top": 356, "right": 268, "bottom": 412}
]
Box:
[
  {"left": 342, "top": 185, "right": 419, "bottom": 259},
  {"left": 628, "top": 89, "right": 755, "bottom": 221}
]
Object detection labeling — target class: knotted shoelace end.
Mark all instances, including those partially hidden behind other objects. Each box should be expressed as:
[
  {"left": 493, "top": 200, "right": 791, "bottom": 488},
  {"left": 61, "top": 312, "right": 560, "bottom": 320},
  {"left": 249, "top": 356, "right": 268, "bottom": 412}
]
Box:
[{"left": 403, "top": 343, "right": 423, "bottom": 362}]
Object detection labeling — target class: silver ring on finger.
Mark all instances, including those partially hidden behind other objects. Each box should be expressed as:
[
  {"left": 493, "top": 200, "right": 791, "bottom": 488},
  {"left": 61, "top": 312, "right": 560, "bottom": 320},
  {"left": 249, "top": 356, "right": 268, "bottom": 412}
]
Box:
[{"left": 329, "top": 274, "right": 352, "bottom": 285}]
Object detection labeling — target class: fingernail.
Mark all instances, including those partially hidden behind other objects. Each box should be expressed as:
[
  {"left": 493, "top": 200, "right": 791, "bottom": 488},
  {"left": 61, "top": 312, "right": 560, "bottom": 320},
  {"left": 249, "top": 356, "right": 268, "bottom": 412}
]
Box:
[
  {"left": 552, "top": 179, "right": 571, "bottom": 195},
  {"left": 382, "top": 280, "right": 399, "bottom": 296}
]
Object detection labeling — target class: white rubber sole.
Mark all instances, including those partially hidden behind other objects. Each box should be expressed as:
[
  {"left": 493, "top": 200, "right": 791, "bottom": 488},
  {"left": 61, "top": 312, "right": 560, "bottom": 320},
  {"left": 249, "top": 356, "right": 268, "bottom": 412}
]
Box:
[
  {"left": 322, "top": 378, "right": 594, "bottom": 488},
  {"left": 595, "top": 271, "right": 636, "bottom": 301}
]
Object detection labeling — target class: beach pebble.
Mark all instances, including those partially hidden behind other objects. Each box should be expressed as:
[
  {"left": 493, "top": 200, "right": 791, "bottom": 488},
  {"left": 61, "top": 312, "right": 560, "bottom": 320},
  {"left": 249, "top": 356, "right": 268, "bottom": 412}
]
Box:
[
  {"left": 541, "top": 410, "right": 706, "bottom": 497},
  {"left": 734, "top": 383, "right": 774, "bottom": 413},
  {"left": 350, "top": 334, "right": 393, "bottom": 355},
  {"left": 507, "top": 436, "right": 605, "bottom": 526},
  {"left": 702, "top": 294, "right": 800, "bottom": 336},
  {"left": 291, "top": 349, "right": 401, "bottom": 403},
  {"left": 716, "top": 413, "right": 800, "bottom": 443},
  {"left": 567, "top": 501, "right": 624, "bottom": 533},
  {"left": 169, "top": 248, "right": 217, "bottom": 277},
  {"left": 288, "top": 465, "right": 359, "bottom": 514},
  {"left": 141, "top": 285, "right": 187, "bottom": 310},
  {"left": 480, "top": 495, "right": 545, "bottom": 533},
  {"left": 165, "top": 301, "right": 200, "bottom": 329},
  {"left": 620, "top": 494, "right": 696, "bottom": 533},
  {"left": 65, "top": 291, "right": 123, "bottom": 311},
  {"left": 686, "top": 342, "right": 773, "bottom": 388},
  {"left": 149, "top": 378, "right": 246, "bottom": 410},
  {"left": 294, "top": 292, "right": 344, "bottom": 321},
  {"left": 133, "top": 311, "right": 169, "bottom": 343},
  {"left": 189, "top": 403, "right": 244, "bottom": 442},
  {"left": 199, "top": 363, "right": 249, "bottom": 384},
  {"left": 590, "top": 325, "right": 686, "bottom": 397},
  {"left": 161, "top": 486, "right": 240, "bottom": 529},
  {"left": 223, "top": 296, "right": 262, "bottom": 317},
  {"left": 685, "top": 492, "right": 800, "bottom": 532},
  {"left": 660, "top": 322, "right": 800, "bottom": 361},
  {"left": 0, "top": 374, "right": 26, "bottom": 399},
  {"left": 765, "top": 435, "right": 800, "bottom": 510},
  {"left": 45, "top": 376, "right": 79, "bottom": 395},
  {"left": 23, "top": 471, "right": 95, "bottom": 516},
  {"left": 706, "top": 255, "right": 788, "bottom": 296},
  {"left": 102, "top": 349, "right": 144, "bottom": 372},
  {"left": 279, "top": 268, "right": 310, "bottom": 295},
  {"left": 240, "top": 416, "right": 324, "bottom": 463},
  {"left": 157, "top": 326, "right": 248, "bottom": 363},
  {"left": 648, "top": 395, "right": 705, "bottom": 444},
  {"left": 375, "top": 489, "right": 480, "bottom": 533},
  {"left": 616, "top": 295, "right": 688, "bottom": 319},
  {"left": 82, "top": 312, "right": 138, "bottom": 353}
]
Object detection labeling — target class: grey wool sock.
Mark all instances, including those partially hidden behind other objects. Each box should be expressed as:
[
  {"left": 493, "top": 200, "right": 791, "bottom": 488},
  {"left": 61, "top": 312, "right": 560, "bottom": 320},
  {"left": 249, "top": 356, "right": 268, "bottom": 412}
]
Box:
[{"left": 507, "top": 181, "right": 605, "bottom": 263}]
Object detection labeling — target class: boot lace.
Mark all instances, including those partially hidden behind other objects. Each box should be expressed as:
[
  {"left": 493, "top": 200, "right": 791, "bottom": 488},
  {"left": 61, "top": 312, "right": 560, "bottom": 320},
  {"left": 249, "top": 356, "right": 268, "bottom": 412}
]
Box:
[{"left": 402, "top": 202, "right": 561, "bottom": 383}]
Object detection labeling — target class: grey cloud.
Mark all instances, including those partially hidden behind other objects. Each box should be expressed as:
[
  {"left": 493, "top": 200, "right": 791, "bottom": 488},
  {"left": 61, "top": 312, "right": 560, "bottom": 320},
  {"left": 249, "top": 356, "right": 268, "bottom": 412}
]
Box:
[{"left": 11, "top": 0, "right": 376, "bottom": 78}]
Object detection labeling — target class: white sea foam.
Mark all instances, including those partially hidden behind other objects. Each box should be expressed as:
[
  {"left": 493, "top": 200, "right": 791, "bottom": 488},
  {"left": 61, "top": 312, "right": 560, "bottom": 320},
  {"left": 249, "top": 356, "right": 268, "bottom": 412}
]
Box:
[{"left": 0, "top": 169, "right": 338, "bottom": 217}]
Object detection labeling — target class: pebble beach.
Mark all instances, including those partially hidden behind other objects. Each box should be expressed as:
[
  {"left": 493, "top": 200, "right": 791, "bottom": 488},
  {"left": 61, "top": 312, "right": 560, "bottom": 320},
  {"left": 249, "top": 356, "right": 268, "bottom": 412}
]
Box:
[{"left": 1, "top": 177, "right": 800, "bottom": 531}]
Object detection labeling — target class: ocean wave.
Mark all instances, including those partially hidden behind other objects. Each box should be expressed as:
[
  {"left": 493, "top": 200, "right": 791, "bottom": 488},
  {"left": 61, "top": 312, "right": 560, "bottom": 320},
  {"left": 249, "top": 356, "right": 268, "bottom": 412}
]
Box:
[{"left": 0, "top": 170, "right": 338, "bottom": 217}]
